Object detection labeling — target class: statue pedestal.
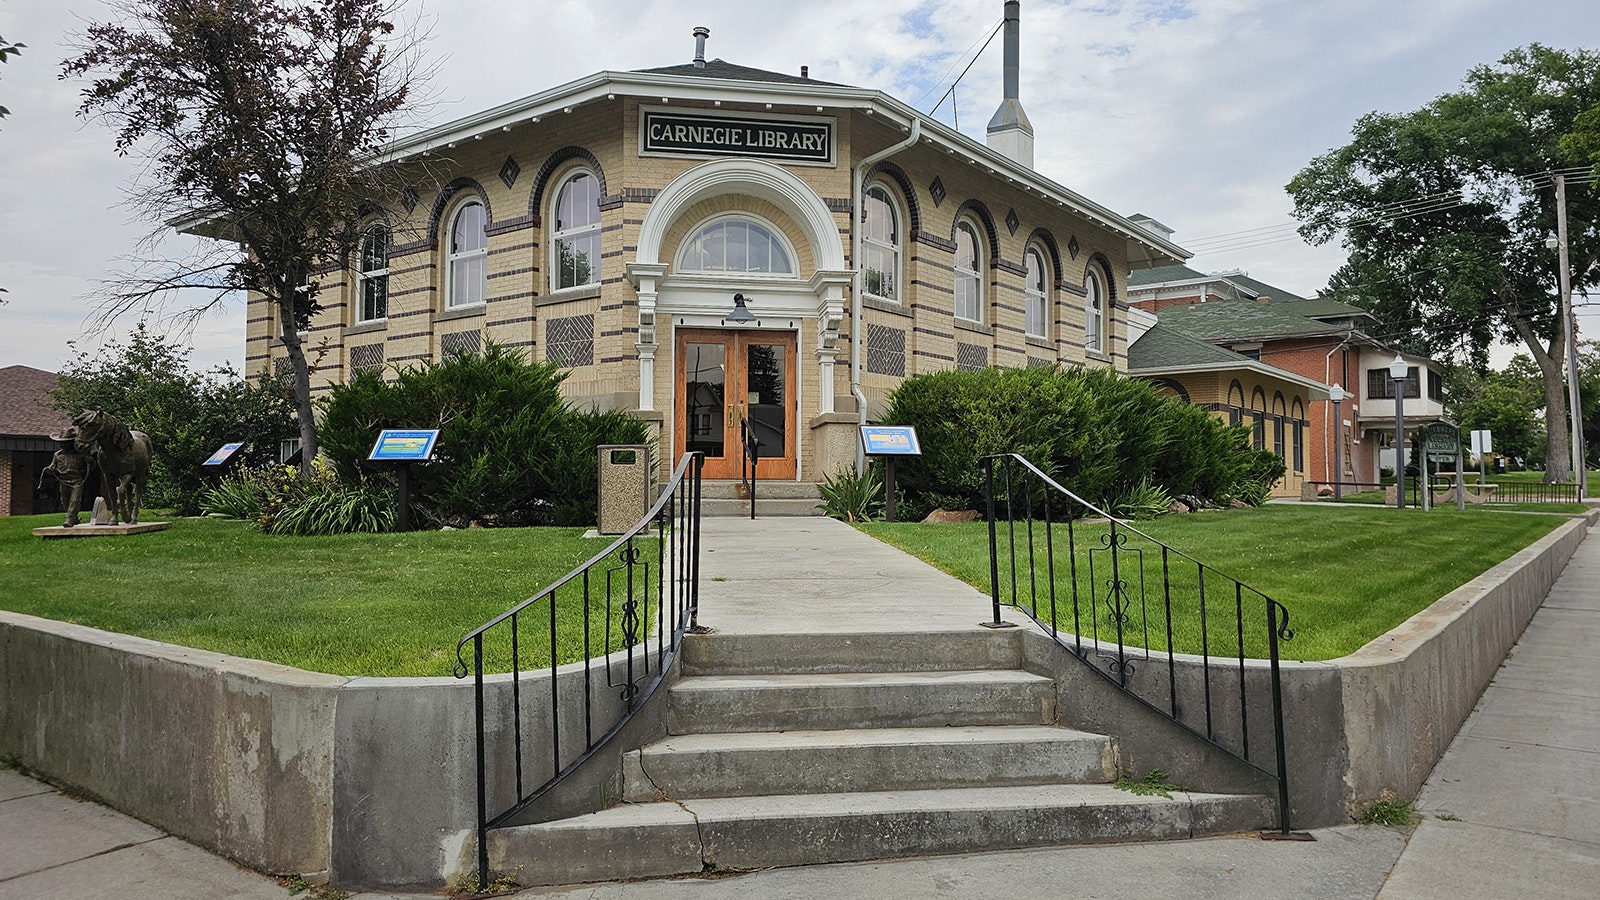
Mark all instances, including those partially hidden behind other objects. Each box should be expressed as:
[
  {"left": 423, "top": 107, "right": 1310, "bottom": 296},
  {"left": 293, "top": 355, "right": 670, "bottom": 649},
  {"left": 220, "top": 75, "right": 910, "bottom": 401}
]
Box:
[{"left": 34, "top": 522, "right": 171, "bottom": 539}]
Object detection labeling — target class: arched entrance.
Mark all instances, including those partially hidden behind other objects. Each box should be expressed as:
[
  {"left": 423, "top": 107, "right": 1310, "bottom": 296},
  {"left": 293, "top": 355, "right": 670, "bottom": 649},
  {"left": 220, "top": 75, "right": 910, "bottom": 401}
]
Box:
[{"left": 627, "top": 159, "right": 852, "bottom": 482}]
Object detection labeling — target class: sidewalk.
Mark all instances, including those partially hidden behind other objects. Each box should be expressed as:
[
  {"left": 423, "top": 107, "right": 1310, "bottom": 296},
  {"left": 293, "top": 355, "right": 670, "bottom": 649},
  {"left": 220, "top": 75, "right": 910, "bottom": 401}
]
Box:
[{"left": 3, "top": 516, "right": 1596, "bottom": 899}]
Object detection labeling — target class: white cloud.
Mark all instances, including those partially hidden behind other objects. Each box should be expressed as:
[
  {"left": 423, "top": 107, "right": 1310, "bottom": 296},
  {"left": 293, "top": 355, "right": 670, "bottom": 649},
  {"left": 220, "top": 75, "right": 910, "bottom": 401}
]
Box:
[{"left": 1, "top": 0, "right": 1595, "bottom": 375}]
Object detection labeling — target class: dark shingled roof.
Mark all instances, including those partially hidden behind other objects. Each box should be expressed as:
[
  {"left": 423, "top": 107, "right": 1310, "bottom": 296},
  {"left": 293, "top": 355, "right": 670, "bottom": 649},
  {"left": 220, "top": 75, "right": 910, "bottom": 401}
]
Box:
[
  {"left": 1150, "top": 297, "right": 1352, "bottom": 342},
  {"left": 0, "top": 365, "right": 66, "bottom": 437},
  {"left": 1127, "top": 264, "right": 1205, "bottom": 287},
  {"left": 1127, "top": 324, "right": 1258, "bottom": 370},
  {"left": 636, "top": 59, "right": 845, "bottom": 87}
]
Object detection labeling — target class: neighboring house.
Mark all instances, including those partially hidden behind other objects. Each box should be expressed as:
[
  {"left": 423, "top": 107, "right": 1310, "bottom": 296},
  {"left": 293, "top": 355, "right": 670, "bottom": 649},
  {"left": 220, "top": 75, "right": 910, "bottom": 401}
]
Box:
[
  {"left": 0, "top": 365, "right": 68, "bottom": 517},
  {"left": 1126, "top": 310, "right": 1329, "bottom": 498},
  {"left": 1126, "top": 253, "right": 1446, "bottom": 491},
  {"left": 193, "top": 22, "right": 1187, "bottom": 485}
]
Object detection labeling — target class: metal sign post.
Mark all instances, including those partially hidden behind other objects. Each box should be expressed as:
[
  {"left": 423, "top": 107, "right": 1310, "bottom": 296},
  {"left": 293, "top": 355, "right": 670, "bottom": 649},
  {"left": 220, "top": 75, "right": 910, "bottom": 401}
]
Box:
[
  {"left": 860, "top": 425, "right": 922, "bottom": 523},
  {"left": 368, "top": 429, "right": 441, "bottom": 532}
]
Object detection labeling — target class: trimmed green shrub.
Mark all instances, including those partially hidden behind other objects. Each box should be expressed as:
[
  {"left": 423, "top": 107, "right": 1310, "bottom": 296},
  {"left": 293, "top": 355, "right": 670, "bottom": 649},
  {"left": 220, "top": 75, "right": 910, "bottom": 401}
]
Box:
[
  {"left": 879, "top": 366, "right": 1283, "bottom": 519},
  {"left": 317, "top": 343, "right": 650, "bottom": 527}
]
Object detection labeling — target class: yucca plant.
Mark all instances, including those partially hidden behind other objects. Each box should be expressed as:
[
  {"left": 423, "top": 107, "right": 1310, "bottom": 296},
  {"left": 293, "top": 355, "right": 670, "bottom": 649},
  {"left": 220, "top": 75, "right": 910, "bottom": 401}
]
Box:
[{"left": 817, "top": 465, "right": 885, "bottom": 523}]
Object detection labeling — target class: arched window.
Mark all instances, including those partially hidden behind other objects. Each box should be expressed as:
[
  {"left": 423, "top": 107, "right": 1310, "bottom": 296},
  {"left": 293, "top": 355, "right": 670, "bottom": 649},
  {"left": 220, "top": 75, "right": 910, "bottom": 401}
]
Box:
[
  {"left": 356, "top": 224, "right": 389, "bottom": 323},
  {"left": 446, "top": 200, "right": 486, "bottom": 308},
  {"left": 862, "top": 184, "right": 901, "bottom": 302},
  {"left": 678, "top": 216, "right": 795, "bottom": 275},
  {"left": 1084, "top": 265, "right": 1106, "bottom": 352},
  {"left": 552, "top": 170, "right": 601, "bottom": 290},
  {"left": 1024, "top": 246, "right": 1048, "bottom": 338},
  {"left": 954, "top": 219, "right": 982, "bottom": 322}
]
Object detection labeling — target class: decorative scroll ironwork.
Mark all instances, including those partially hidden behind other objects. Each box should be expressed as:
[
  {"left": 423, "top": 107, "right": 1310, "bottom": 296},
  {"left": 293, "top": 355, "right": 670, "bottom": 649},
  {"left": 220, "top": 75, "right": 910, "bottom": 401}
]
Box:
[
  {"left": 980, "top": 452, "right": 1300, "bottom": 835},
  {"left": 454, "top": 452, "right": 705, "bottom": 890}
]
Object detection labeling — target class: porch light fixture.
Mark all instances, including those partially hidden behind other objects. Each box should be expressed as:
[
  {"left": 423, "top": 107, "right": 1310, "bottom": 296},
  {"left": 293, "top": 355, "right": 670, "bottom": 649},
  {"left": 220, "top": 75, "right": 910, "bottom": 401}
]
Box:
[
  {"left": 1389, "top": 354, "right": 1408, "bottom": 509},
  {"left": 726, "top": 293, "right": 756, "bottom": 323}
]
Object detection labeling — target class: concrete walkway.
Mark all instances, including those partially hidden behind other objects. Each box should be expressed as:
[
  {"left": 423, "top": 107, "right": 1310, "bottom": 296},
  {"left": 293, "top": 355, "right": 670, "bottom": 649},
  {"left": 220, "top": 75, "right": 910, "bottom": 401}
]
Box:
[{"left": 3, "top": 515, "right": 1596, "bottom": 899}]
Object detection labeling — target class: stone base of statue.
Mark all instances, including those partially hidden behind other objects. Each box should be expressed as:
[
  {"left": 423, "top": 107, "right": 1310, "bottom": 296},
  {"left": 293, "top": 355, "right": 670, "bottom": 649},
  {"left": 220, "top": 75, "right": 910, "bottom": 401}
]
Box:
[{"left": 34, "top": 521, "right": 171, "bottom": 539}]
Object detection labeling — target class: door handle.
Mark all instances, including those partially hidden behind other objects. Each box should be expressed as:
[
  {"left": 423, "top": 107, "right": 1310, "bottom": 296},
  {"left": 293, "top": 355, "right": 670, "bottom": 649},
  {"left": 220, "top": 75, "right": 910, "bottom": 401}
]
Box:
[{"left": 727, "top": 403, "right": 735, "bottom": 427}]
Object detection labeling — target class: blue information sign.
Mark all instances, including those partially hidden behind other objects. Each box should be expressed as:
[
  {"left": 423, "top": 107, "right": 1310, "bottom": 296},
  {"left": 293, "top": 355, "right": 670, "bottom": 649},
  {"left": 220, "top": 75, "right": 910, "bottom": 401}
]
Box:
[
  {"left": 202, "top": 442, "right": 245, "bottom": 466},
  {"left": 368, "top": 429, "right": 440, "bottom": 462},
  {"left": 860, "top": 425, "right": 921, "bottom": 456}
]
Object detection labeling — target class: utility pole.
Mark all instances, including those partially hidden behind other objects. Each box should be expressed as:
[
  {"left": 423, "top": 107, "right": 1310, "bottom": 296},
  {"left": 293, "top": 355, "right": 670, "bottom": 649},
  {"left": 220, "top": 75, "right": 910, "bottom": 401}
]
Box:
[{"left": 1555, "top": 174, "right": 1585, "bottom": 500}]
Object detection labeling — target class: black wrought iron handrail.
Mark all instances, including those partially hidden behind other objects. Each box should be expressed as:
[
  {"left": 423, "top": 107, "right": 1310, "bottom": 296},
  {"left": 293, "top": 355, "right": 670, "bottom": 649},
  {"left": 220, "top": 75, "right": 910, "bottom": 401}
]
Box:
[
  {"left": 981, "top": 453, "right": 1300, "bottom": 836},
  {"left": 740, "top": 416, "right": 760, "bottom": 520},
  {"left": 453, "top": 451, "right": 705, "bottom": 890}
]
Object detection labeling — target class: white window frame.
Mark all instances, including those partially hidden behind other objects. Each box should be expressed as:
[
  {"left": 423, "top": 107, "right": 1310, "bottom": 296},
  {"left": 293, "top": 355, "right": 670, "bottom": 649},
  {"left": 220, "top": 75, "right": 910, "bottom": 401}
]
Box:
[
  {"left": 954, "top": 219, "right": 983, "bottom": 323},
  {"left": 356, "top": 223, "right": 389, "bottom": 323},
  {"left": 861, "top": 183, "right": 902, "bottom": 303},
  {"left": 674, "top": 213, "right": 798, "bottom": 277},
  {"left": 1084, "top": 264, "right": 1106, "bottom": 352},
  {"left": 446, "top": 199, "right": 487, "bottom": 309},
  {"left": 551, "top": 169, "right": 602, "bottom": 292},
  {"left": 1024, "top": 246, "right": 1048, "bottom": 338}
]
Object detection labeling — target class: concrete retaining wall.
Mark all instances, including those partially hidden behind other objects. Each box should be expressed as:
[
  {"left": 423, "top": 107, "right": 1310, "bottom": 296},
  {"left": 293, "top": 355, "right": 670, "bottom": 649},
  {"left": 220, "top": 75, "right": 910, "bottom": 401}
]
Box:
[
  {"left": 1028, "top": 513, "right": 1592, "bottom": 827},
  {"left": 0, "top": 609, "right": 664, "bottom": 890},
  {"left": 1, "top": 512, "right": 1590, "bottom": 885}
]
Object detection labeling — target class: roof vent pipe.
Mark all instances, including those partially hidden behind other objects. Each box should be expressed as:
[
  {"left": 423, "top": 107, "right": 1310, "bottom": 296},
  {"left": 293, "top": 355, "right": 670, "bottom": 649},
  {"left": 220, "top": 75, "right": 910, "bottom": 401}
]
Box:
[
  {"left": 693, "top": 27, "right": 710, "bottom": 67},
  {"left": 986, "top": 1, "right": 1034, "bottom": 168},
  {"left": 801, "top": 65, "right": 809, "bottom": 79}
]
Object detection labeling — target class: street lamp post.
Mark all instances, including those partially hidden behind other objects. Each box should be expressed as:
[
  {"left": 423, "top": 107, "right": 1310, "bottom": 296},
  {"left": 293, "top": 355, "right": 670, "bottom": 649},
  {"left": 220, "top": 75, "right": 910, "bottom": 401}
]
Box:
[
  {"left": 1330, "top": 383, "right": 1348, "bottom": 500},
  {"left": 1390, "top": 354, "right": 1409, "bottom": 509}
]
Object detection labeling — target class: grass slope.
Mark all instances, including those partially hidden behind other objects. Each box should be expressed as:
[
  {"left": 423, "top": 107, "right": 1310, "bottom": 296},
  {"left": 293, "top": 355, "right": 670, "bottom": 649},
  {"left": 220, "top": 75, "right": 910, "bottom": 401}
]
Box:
[{"left": 862, "top": 505, "right": 1571, "bottom": 660}]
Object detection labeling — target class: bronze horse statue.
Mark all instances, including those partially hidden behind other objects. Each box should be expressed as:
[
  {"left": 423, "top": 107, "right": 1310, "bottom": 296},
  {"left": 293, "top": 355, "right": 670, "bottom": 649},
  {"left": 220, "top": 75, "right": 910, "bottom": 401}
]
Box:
[{"left": 71, "top": 410, "right": 152, "bottom": 525}]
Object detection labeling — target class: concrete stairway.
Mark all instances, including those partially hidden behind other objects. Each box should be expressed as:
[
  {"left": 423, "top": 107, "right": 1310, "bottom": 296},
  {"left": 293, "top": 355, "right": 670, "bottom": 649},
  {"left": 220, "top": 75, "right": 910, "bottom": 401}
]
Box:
[
  {"left": 485, "top": 631, "right": 1273, "bottom": 886},
  {"left": 699, "top": 479, "right": 822, "bottom": 517}
]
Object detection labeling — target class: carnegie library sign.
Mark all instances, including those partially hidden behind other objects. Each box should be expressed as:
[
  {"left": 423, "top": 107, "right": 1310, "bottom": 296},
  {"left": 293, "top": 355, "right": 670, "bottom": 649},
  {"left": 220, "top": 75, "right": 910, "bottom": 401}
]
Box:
[{"left": 640, "top": 108, "right": 835, "bottom": 166}]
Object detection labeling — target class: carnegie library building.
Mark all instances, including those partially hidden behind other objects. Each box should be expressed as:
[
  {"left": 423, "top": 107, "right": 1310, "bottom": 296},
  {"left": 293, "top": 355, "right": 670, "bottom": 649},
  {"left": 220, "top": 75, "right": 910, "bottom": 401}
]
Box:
[{"left": 234, "top": 8, "right": 1186, "bottom": 483}]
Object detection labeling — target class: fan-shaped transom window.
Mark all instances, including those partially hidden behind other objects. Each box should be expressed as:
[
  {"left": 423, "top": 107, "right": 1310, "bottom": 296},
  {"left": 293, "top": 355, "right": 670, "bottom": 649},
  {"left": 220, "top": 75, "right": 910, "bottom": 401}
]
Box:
[
  {"left": 678, "top": 217, "right": 795, "bottom": 275},
  {"left": 552, "top": 170, "right": 601, "bottom": 290}
]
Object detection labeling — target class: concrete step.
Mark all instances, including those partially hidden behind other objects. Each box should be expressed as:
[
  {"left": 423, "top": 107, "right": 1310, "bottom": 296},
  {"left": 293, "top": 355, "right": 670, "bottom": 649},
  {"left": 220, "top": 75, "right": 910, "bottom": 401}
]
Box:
[
  {"left": 621, "top": 725, "right": 1116, "bottom": 801},
  {"left": 699, "top": 480, "right": 822, "bottom": 500},
  {"left": 488, "top": 784, "right": 1275, "bottom": 886},
  {"left": 681, "top": 630, "right": 1025, "bottom": 676},
  {"left": 666, "top": 670, "right": 1057, "bottom": 733},
  {"left": 701, "top": 498, "right": 823, "bottom": 517}
]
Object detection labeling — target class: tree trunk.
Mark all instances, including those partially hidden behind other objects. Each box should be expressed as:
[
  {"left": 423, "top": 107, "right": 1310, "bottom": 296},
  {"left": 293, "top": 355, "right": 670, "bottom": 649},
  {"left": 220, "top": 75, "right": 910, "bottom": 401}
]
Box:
[
  {"left": 278, "top": 295, "right": 320, "bottom": 477},
  {"left": 1511, "top": 315, "right": 1572, "bottom": 483}
]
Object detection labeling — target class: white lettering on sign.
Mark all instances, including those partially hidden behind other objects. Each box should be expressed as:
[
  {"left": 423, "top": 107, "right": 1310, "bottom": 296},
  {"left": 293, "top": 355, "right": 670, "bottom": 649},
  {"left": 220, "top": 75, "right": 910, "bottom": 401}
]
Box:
[{"left": 642, "top": 111, "right": 833, "bottom": 164}]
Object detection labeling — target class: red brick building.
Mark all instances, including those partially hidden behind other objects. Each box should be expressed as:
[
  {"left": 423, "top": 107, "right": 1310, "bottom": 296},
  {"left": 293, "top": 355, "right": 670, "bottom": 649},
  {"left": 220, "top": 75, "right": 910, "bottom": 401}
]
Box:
[{"left": 0, "top": 365, "right": 69, "bottom": 517}]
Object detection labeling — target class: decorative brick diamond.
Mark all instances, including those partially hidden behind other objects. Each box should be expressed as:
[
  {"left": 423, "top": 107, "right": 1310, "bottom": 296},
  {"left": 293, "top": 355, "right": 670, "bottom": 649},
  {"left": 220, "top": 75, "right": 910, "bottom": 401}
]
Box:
[
  {"left": 1005, "top": 208, "right": 1020, "bottom": 236},
  {"left": 866, "top": 324, "right": 906, "bottom": 377},
  {"left": 1067, "top": 235, "right": 1080, "bottom": 260},
  {"left": 929, "top": 176, "right": 946, "bottom": 207},
  {"left": 441, "top": 330, "right": 481, "bottom": 360},
  {"left": 956, "top": 342, "right": 988, "bottom": 372},
  {"left": 400, "top": 187, "right": 420, "bottom": 214},
  {"left": 499, "top": 156, "right": 521, "bottom": 190},
  {"left": 547, "top": 314, "right": 595, "bottom": 367}
]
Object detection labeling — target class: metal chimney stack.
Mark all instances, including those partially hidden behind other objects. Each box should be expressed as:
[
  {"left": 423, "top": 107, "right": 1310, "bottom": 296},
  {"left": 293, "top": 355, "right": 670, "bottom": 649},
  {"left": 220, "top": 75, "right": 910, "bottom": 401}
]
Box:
[
  {"left": 693, "top": 27, "right": 710, "bottom": 68},
  {"left": 986, "top": 1, "right": 1034, "bottom": 168}
]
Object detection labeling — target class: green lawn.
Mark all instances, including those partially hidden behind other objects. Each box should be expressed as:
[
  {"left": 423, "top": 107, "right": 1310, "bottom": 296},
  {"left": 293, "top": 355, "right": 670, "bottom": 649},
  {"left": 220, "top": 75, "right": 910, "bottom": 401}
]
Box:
[
  {"left": 862, "top": 504, "right": 1575, "bottom": 661},
  {"left": 0, "top": 514, "right": 654, "bottom": 678}
]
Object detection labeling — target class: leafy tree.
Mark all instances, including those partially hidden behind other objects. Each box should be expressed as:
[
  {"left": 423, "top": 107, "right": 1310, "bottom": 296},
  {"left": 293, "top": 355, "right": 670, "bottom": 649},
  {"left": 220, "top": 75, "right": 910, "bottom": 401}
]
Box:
[
  {"left": 0, "top": 32, "right": 20, "bottom": 122},
  {"left": 1443, "top": 357, "right": 1546, "bottom": 466},
  {"left": 52, "top": 323, "right": 298, "bottom": 514},
  {"left": 62, "top": 0, "right": 424, "bottom": 474},
  {"left": 1288, "top": 45, "right": 1600, "bottom": 482}
]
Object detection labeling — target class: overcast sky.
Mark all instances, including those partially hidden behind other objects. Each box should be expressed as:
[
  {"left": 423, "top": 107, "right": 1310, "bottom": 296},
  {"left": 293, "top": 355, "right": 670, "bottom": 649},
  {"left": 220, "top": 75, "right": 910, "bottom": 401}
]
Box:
[{"left": 2, "top": 0, "right": 1596, "bottom": 375}]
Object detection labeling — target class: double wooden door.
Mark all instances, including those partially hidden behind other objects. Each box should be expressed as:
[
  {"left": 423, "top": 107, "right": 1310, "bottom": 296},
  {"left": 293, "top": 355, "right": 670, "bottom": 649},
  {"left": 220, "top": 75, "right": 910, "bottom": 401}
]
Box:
[{"left": 674, "top": 328, "right": 797, "bottom": 480}]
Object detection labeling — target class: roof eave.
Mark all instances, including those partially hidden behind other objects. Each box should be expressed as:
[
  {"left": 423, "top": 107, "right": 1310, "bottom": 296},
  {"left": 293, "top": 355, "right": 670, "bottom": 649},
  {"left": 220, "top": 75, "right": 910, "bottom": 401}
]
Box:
[
  {"left": 371, "top": 71, "right": 1189, "bottom": 267},
  {"left": 1129, "top": 360, "right": 1332, "bottom": 399}
]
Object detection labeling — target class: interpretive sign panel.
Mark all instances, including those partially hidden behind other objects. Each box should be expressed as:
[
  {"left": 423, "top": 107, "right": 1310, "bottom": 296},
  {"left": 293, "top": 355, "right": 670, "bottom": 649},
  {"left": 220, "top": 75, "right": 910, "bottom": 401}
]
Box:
[
  {"left": 202, "top": 442, "right": 244, "bottom": 467},
  {"left": 368, "top": 429, "right": 440, "bottom": 462},
  {"left": 861, "top": 425, "right": 921, "bottom": 456},
  {"left": 1423, "top": 422, "right": 1461, "bottom": 462}
]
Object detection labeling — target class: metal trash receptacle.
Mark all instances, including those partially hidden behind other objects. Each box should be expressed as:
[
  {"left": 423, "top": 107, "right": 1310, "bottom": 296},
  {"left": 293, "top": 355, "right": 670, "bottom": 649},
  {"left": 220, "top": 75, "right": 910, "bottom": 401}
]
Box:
[{"left": 597, "top": 445, "right": 652, "bottom": 534}]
